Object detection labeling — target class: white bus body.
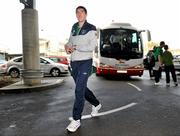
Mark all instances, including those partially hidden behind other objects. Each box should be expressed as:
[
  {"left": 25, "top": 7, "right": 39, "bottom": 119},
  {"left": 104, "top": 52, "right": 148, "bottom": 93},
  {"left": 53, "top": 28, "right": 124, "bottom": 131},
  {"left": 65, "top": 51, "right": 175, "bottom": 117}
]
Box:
[{"left": 94, "top": 23, "right": 151, "bottom": 76}]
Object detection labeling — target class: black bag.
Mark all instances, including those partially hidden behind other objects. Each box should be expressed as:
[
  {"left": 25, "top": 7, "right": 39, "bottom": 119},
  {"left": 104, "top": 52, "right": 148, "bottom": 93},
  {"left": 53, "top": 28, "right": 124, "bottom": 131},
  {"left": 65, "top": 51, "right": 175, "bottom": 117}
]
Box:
[{"left": 149, "top": 55, "right": 155, "bottom": 67}]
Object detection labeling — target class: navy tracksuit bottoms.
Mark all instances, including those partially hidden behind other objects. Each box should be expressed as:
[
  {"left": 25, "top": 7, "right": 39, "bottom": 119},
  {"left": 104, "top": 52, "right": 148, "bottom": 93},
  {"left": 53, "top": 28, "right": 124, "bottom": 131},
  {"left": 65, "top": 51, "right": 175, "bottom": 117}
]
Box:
[{"left": 70, "top": 59, "right": 100, "bottom": 120}]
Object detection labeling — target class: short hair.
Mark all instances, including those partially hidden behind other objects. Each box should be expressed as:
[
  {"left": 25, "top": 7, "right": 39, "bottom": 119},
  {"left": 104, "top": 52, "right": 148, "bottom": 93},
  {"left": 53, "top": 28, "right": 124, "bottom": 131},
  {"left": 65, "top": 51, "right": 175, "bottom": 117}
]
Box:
[
  {"left": 164, "top": 45, "right": 169, "bottom": 50},
  {"left": 76, "top": 6, "right": 87, "bottom": 14},
  {"left": 160, "top": 41, "right": 165, "bottom": 46}
]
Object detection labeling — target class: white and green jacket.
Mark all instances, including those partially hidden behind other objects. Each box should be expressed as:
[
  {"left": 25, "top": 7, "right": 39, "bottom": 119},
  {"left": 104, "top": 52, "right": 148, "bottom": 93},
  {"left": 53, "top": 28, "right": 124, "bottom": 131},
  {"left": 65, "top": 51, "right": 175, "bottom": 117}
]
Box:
[{"left": 66, "top": 21, "right": 97, "bottom": 61}]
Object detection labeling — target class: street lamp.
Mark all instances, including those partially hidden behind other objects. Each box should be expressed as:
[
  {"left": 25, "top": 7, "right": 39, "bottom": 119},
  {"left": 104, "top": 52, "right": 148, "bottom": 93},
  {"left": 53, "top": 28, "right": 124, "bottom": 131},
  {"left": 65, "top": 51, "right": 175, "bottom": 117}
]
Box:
[{"left": 19, "top": 0, "right": 35, "bottom": 9}]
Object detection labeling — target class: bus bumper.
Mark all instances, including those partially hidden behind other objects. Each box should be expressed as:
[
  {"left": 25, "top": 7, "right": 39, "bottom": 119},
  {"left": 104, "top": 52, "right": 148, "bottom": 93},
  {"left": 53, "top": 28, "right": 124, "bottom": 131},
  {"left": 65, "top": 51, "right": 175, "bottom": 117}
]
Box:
[{"left": 96, "top": 67, "right": 144, "bottom": 77}]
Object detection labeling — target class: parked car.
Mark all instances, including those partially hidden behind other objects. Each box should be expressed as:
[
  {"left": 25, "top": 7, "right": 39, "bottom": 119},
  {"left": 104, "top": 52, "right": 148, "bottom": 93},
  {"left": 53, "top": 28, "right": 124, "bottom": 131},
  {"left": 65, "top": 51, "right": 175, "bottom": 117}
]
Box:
[
  {"left": 173, "top": 55, "right": 180, "bottom": 71},
  {"left": 47, "top": 56, "right": 69, "bottom": 65},
  {"left": 0, "top": 59, "right": 7, "bottom": 74},
  {"left": 0, "top": 59, "right": 7, "bottom": 64},
  {"left": 0, "top": 56, "right": 69, "bottom": 78}
]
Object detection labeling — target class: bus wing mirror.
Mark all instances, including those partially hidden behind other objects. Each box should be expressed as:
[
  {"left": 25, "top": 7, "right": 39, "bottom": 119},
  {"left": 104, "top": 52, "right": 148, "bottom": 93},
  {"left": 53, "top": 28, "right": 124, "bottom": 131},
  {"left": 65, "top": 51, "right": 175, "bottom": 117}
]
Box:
[
  {"left": 146, "top": 30, "right": 151, "bottom": 41},
  {"left": 138, "top": 30, "right": 151, "bottom": 42}
]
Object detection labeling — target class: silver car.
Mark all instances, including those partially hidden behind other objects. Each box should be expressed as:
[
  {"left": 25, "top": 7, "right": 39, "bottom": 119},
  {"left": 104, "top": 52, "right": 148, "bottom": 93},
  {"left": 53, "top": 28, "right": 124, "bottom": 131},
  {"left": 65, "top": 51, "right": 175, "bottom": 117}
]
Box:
[
  {"left": 173, "top": 55, "right": 180, "bottom": 71},
  {"left": 0, "top": 56, "right": 69, "bottom": 78}
]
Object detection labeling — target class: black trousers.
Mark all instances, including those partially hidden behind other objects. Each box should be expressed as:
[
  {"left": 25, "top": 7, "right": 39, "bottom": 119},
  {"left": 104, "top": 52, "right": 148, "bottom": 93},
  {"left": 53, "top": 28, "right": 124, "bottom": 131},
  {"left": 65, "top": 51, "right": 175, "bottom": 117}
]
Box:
[
  {"left": 154, "top": 66, "right": 163, "bottom": 83},
  {"left": 148, "top": 66, "right": 154, "bottom": 77},
  {"left": 164, "top": 65, "right": 177, "bottom": 83}
]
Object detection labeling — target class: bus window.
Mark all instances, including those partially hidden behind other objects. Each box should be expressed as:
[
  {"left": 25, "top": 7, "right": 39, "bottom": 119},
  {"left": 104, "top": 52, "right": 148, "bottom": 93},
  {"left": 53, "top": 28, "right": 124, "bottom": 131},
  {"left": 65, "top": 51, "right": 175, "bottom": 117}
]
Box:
[
  {"left": 100, "top": 28, "right": 143, "bottom": 60},
  {"left": 132, "top": 33, "right": 137, "bottom": 43}
]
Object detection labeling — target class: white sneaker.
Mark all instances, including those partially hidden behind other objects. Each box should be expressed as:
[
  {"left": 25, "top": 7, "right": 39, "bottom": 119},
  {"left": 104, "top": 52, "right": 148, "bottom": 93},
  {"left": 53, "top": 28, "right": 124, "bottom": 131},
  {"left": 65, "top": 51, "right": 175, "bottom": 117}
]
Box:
[
  {"left": 91, "top": 104, "right": 102, "bottom": 117},
  {"left": 66, "top": 119, "right": 81, "bottom": 132},
  {"left": 154, "top": 82, "right": 162, "bottom": 86}
]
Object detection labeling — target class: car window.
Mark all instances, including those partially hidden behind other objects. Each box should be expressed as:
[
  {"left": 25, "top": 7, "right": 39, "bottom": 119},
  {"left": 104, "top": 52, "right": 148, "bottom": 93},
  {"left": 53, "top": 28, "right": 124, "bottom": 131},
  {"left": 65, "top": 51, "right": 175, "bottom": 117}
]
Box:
[
  {"left": 60, "top": 58, "right": 65, "bottom": 61},
  {"left": 14, "top": 57, "right": 22, "bottom": 62},
  {"left": 49, "top": 57, "right": 65, "bottom": 62},
  {"left": 51, "top": 58, "right": 59, "bottom": 63},
  {"left": 40, "top": 58, "right": 49, "bottom": 64}
]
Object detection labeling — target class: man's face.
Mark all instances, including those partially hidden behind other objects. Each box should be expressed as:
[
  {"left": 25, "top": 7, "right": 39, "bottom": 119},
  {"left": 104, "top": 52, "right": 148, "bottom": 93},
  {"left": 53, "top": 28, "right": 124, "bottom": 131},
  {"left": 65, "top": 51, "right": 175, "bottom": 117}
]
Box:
[
  {"left": 160, "top": 44, "right": 165, "bottom": 48},
  {"left": 76, "top": 8, "right": 87, "bottom": 23}
]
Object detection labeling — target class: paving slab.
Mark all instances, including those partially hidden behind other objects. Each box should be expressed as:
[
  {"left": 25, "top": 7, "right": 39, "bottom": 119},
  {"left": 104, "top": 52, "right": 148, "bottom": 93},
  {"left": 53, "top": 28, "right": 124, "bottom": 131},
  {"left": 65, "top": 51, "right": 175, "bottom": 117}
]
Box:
[{"left": 0, "top": 78, "right": 64, "bottom": 93}]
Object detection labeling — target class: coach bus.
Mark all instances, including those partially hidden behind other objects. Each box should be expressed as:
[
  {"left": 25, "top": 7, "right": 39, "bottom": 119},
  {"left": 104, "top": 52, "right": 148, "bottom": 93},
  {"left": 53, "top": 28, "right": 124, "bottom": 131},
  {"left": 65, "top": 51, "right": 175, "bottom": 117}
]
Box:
[{"left": 94, "top": 23, "right": 151, "bottom": 77}]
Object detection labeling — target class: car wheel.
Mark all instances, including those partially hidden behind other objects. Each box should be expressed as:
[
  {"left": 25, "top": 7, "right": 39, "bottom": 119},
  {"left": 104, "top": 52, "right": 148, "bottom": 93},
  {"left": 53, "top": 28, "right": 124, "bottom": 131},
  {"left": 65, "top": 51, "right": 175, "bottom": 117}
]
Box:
[
  {"left": 50, "top": 68, "right": 61, "bottom": 77},
  {"left": 9, "top": 68, "right": 20, "bottom": 78}
]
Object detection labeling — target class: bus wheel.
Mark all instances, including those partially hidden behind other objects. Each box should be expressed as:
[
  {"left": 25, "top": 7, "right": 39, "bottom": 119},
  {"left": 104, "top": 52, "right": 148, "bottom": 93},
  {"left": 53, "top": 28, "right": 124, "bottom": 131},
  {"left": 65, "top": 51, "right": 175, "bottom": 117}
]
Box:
[{"left": 96, "top": 73, "right": 100, "bottom": 76}]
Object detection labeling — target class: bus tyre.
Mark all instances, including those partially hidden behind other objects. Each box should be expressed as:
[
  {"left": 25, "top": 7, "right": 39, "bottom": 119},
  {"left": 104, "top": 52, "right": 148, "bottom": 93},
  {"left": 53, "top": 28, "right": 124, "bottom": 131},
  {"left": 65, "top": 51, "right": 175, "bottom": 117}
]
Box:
[{"left": 96, "top": 73, "right": 100, "bottom": 76}]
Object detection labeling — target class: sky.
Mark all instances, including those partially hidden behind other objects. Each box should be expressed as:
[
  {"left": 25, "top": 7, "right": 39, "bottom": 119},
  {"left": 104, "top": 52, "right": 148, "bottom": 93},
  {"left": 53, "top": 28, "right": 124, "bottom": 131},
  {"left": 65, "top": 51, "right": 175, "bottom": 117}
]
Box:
[{"left": 0, "top": 0, "right": 180, "bottom": 54}]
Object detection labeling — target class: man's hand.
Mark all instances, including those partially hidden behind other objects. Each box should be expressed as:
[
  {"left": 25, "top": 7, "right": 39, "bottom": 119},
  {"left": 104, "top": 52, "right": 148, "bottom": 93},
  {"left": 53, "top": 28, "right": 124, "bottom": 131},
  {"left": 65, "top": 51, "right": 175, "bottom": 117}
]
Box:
[{"left": 64, "top": 45, "right": 75, "bottom": 54}]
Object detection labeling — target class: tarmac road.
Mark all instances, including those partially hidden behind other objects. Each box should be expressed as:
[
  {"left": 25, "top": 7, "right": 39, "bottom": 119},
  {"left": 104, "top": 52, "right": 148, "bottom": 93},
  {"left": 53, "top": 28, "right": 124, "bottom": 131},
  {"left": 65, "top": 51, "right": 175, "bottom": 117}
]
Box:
[{"left": 0, "top": 71, "right": 180, "bottom": 136}]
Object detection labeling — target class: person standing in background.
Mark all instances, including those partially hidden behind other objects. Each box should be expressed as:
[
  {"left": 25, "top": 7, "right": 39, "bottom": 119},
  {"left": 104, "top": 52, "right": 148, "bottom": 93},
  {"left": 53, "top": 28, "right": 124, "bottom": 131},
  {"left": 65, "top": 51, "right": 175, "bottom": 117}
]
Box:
[
  {"left": 153, "top": 41, "right": 165, "bottom": 85},
  {"left": 64, "top": 6, "right": 101, "bottom": 132},
  {"left": 162, "top": 45, "right": 178, "bottom": 86},
  {"left": 146, "top": 49, "right": 155, "bottom": 79}
]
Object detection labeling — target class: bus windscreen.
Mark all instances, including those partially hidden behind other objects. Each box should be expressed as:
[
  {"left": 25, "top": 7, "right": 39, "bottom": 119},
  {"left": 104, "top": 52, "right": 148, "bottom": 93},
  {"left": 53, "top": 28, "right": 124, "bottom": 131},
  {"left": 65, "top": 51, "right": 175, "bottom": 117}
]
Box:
[{"left": 100, "top": 28, "right": 143, "bottom": 60}]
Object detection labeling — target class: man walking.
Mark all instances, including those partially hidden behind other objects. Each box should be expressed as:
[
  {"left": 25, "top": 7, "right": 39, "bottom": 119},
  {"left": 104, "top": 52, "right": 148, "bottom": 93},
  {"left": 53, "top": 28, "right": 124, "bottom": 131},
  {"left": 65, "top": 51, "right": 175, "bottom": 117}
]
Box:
[{"left": 64, "top": 6, "right": 101, "bottom": 132}]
